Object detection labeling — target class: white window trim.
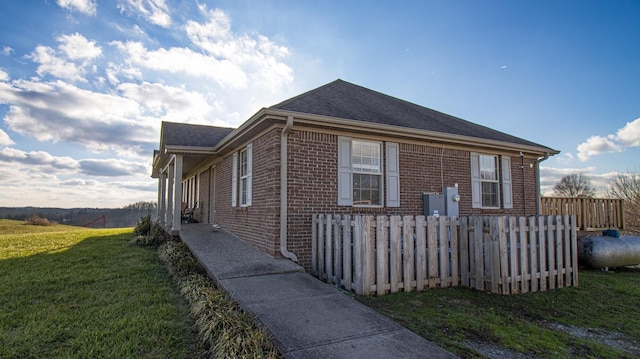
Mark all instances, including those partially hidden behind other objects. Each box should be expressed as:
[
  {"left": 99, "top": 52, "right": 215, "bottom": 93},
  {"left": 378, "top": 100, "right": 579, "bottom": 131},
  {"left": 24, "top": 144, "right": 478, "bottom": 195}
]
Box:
[
  {"left": 232, "top": 143, "right": 253, "bottom": 207},
  {"left": 338, "top": 137, "right": 399, "bottom": 207},
  {"left": 470, "top": 152, "right": 512, "bottom": 209}
]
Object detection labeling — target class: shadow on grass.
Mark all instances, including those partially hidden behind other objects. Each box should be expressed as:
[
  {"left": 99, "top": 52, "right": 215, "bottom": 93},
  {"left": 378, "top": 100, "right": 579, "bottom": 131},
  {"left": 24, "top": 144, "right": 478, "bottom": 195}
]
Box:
[{"left": 0, "top": 230, "right": 201, "bottom": 359}]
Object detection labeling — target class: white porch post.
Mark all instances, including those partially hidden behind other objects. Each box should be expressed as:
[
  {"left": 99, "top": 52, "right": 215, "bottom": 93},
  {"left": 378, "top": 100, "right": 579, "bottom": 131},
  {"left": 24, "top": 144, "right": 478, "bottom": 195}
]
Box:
[
  {"left": 157, "top": 173, "right": 166, "bottom": 224},
  {"left": 171, "top": 155, "right": 183, "bottom": 234},
  {"left": 167, "top": 163, "right": 174, "bottom": 229}
]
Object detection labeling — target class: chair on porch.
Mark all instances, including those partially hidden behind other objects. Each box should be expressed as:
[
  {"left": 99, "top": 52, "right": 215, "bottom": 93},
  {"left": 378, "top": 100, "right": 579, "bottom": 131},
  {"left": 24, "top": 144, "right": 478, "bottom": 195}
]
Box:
[{"left": 181, "top": 202, "right": 196, "bottom": 223}]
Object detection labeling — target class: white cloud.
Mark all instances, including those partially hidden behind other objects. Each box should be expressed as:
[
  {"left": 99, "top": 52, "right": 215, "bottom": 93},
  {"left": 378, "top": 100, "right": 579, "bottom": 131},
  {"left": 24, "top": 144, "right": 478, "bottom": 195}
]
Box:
[
  {"left": 118, "top": 81, "right": 213, "bottom": 121},
  {"left": 615, "top": 118, "right": 640, "bottom": 147},
  {"left": 111, "top": 41, "right": 248, "bottom": 88},
  {"left": 0, "top": 69, "right": 9, "bottom": 82},
  {"left": 0, "top": 147, "right": 79, "bottom": 171},
  {"left": 0, "top": 79, "right": 156, "bottom": 157},
  {"left": 57, "top": 33, "right": 102, "bottom": 61},
  {"left": 576, "top": 118, "right": 640, "bottom": 161},
  {"left": 57, "top": 0, "right": 97, "bottom": 16},
  {"left": 1, "top": 47, "right": 13, "bottom": 56},
  {"left": 117, "top": 0, "right": 171, "bottom": 27},
  {"left": 27, "top": 45, "right": 87, "bottom": 82},
  {"left": 0, "top": 128, "right": 13, "bottom": 145}
]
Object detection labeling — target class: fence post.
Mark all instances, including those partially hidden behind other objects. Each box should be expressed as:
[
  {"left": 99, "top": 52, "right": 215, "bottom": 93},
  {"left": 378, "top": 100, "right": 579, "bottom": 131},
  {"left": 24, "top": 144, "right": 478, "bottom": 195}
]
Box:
[
  {"left": 449, "top": 216, "right": 459, "bottom": 287},
  {"left": 519, "top": 216, "right": 529, "bottom": 293}
]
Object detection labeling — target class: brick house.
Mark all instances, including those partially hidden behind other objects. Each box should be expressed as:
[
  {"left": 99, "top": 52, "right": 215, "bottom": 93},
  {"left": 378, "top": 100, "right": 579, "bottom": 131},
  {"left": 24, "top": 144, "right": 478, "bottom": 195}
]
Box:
[{"left": 152, "top": 79, "right": 558, "bottom": 270}]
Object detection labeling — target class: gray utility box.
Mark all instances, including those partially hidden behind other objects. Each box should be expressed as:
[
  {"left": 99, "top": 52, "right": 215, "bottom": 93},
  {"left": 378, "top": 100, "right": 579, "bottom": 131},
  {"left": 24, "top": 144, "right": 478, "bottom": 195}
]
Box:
[
  {"left": 444, "top": 186, "right": 460, "bottom": 217},
  {"left": 423, "top": 193, "right": 445, "bottom": 217}
]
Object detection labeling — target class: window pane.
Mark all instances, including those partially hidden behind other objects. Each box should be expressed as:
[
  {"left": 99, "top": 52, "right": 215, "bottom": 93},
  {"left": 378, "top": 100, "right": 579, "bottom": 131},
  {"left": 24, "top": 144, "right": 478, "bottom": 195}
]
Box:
[
  {"left": 480, "top": 155, "right": 497, "bottom": 181},
  {"left": 482, "top": 182, "right": 498, "bottom": 207},
  {"left": 352, "top": 140, "right": 381, "bottom": 173},
  {"left": 353, "top": 173, "right": 382, "bottom": 205}
]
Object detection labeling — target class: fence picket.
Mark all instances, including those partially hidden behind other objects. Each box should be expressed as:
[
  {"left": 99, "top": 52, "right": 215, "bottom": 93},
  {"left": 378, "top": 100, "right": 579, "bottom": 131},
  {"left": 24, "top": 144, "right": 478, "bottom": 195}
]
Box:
[
  {"left": 415, "top": 215, "right": 427, "bottom": 291},
  {"left": 427, "top": 216, "right": 439, "bottom": 288},
  {"left": 403, "top": 215, "right": 415, "bottom": 292},
  {"left": 353, "top": 215, "right": 363, "bottom": 295},
  {"left": 389, "top": 216, "right": 401, "bottom": 293},
  {"left": 439, "top": 216, "right": 450, "bottom": 288},
  {"left": 312, "top": 214, "right": 318, "bottom": 275},
  {"left": 449, "top": 216, "right": 459, "bottom": 287},
  {"left": 343, "top": 215, "right": 352, "bottom": 291},
  {"left": 325, "top": 214, "right": 333, "bottom": 284},
  {"left": 547, "top": 215, "right": 556, "bottom": 290},
  {"left": 377, "top": 216, "right": 389, "bottom": 295},
  {"left": 555, "top": 215, "right": 564, "bottom": 288},
  {"left": 538, "top": 216, "right": 547, "bottom": 291},
  {"left": 529, "top": 216, "right": 539, "bottom": 293},
  {"left": 508, "top": 217, "right": 518, "bottom": 294},
  {"left": 459, "top": 217, "right": 469, "bottom": 287}
]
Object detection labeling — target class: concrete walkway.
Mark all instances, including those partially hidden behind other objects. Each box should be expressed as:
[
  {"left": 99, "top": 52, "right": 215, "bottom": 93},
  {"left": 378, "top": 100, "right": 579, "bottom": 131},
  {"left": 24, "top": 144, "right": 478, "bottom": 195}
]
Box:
[{"left": 179, "top": 223, "right": 457, "bottom": 359}]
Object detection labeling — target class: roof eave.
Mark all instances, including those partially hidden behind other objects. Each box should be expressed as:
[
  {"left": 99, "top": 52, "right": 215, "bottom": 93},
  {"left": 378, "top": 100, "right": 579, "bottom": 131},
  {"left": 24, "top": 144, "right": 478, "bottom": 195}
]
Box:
[{"left": 267, "top": 108, "right": 559, "bottom": 156}]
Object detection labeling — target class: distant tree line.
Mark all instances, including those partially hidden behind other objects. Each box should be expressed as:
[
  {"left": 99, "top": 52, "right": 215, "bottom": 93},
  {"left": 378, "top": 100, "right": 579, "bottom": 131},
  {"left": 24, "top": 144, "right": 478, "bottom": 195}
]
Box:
[{"left": 0, "top": 201, "right": 158, "bottom": 228}]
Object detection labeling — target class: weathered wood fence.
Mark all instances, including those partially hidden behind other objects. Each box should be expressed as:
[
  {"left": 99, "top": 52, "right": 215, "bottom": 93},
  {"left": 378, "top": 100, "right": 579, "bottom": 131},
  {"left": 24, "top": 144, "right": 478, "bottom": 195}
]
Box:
[
  {"left": 311, "top": 214, "right": 578, "bottom": 296},
  {"left": 541, "top": 197, "right": 624, "bottom": 231}
]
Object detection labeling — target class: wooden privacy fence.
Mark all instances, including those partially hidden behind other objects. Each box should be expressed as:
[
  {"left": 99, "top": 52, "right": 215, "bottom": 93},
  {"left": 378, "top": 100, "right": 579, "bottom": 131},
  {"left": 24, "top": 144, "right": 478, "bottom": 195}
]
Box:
[
  {"left": 311, "top": 214, "right": 578, "bottom": 296},
  {"left": 541, "top": 197, "right": 624, "bottom": 231}
]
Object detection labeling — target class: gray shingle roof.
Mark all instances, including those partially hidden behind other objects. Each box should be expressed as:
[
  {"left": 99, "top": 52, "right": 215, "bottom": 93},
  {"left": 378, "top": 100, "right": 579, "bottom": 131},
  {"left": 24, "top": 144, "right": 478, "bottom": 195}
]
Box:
[
  {"left": 161, "top": 121, "right": 234, "bottom": 148},
  {"left": 271, "top": 79, "right": 550, "bottom": 149}
]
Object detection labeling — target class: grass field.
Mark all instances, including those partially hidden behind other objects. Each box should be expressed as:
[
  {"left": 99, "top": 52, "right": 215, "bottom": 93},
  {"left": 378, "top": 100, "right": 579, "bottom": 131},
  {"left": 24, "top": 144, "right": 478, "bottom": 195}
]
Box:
[
  {"left": 0, "top": 219, "right": 201, "bottom": 358},
  {"left": 357, "top": 267, "right": 640, "bottom": 358}
]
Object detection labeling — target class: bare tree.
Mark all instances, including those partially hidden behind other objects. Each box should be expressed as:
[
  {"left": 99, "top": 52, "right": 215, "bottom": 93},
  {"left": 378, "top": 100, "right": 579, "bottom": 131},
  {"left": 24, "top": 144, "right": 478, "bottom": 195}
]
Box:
[
  {"left": 607, "top": 170, "right": 640, "bottom": 234},
  {"left": 553, "top": 173, "right": 597, "bottom": 198}
]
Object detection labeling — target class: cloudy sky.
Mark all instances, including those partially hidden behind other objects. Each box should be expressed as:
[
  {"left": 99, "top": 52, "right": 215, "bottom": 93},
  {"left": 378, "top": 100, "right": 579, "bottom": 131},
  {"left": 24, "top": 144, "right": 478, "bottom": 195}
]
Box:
[{"left": 0, "top": 1, "right": 638, "bottom": 208}]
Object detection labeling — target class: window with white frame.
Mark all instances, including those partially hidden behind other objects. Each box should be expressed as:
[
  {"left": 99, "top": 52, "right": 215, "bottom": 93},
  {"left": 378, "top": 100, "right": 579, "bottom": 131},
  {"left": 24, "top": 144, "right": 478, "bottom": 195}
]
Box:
[
  {"left": 232, "top": 143, "right": 252, "bottom": 207},
  {"left": 338, "top": 137, "right": 400, "bottom": 207},
  {"left": 352, "top": 140, "right": 382, "bottom": 205},
  {"left": 470, "top": 152, "right": 512, "bottom": 209}
]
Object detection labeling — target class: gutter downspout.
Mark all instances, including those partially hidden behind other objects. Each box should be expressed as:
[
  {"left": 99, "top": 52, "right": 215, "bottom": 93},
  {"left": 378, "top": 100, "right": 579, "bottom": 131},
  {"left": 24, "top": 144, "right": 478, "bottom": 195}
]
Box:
[
  {"left": 280, "top": 116, "right": 298, "bottom": 261},
  {"left": 535, "top": 152, "right": 551, "bottom": 215}
]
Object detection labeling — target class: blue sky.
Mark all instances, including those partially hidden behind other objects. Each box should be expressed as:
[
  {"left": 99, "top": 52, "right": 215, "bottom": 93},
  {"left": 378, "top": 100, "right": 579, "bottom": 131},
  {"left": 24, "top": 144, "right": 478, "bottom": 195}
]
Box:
[{"left": 0, "top": 0, "right": 638, "bottom": 208}]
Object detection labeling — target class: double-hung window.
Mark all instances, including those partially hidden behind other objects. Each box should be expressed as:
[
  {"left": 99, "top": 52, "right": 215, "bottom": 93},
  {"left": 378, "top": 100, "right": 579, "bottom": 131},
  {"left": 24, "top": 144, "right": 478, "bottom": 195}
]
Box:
[
  {"left": 352, "top": 140, "right": 382, "bottom": 205},
  {"left": 470, "top": 152, "right": 512, "bottom": 209},
  {"left": 338, "top": 137, "right": 400, "bottom": 207},
  {"left": 232, "top": 143, "right": 252, "bottom": 207}
]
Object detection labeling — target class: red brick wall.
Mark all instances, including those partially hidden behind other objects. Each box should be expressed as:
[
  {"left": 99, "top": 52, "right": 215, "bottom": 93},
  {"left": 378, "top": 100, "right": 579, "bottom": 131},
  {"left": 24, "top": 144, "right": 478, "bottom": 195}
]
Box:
[{"left": 212, "top": 128, "right": 281, "bottom": 256}]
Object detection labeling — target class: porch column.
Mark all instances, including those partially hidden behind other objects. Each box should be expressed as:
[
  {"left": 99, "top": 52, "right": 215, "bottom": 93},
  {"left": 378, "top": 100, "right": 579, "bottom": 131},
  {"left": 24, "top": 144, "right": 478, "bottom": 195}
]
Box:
[
  {"left": 171, "top": 155, "right": 183, "bottom": 234},
  {"left": 157, "top": 173, "right": 166, "bottom": 224},
  {"left": 167, "top": 163, "right": 174, "bottom": 229}
]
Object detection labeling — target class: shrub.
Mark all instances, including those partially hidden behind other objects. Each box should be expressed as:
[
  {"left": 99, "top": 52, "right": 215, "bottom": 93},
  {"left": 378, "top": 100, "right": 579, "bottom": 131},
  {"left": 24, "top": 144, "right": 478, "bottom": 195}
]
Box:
[
  {"left": 131, "top": 221, "right": 172, "bottom": 247},
  {"left": 134, "top": 214, "right": 152, "bottom": 236},
  {"left": 157, "top": 241, "right": 280, "bottom": 358},
  {"left": 24, "top": 215, "right": 54, "bottom": 226}
]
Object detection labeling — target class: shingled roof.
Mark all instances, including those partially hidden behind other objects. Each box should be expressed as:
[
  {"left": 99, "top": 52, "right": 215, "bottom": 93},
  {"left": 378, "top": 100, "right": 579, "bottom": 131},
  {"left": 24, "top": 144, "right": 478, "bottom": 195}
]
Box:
[
  {"left": 161, "top": 121, "right": 234, "bottom": 148},
  {"left": 271, "top": 79, "right": 550, "bottom": 150}
]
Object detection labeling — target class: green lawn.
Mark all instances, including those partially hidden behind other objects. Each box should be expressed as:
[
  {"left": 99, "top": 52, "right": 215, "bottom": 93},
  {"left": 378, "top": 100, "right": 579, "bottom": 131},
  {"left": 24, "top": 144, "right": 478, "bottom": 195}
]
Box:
[
  {"left": 0, "top": 219, "right": 201, "bottom": 358},
  {"left": 357, "top": 267, "right": 640, "bottom": 358}
]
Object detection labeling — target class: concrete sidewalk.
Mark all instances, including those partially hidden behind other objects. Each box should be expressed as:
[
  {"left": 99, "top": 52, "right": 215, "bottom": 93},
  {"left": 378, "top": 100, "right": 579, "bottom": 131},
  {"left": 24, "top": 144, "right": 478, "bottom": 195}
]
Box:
[{"left": 180, "top": 223, "right": 457, "bottom": 359}]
